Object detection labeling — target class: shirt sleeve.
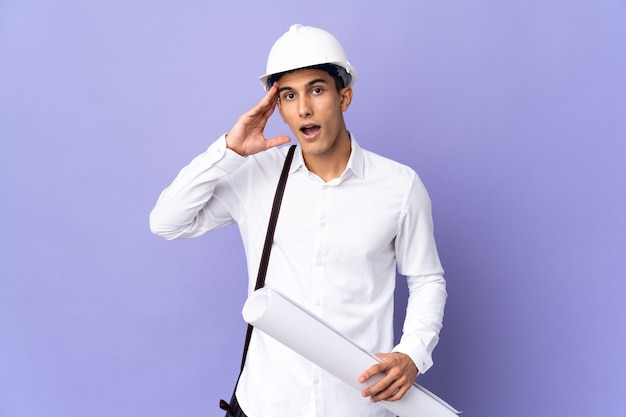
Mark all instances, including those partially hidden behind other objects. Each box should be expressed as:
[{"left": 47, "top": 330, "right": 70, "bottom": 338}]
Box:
[
  {"left": 392, "top": 173, "right": 447, "bottom": 374},
  {"left": 149, "top": 134, "right": 248, "bottom": 240}
]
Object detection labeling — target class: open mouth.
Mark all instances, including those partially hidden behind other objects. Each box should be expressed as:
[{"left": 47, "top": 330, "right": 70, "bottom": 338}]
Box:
[{"left": 300, "top": 124, "right": 321, "bottom": 139}]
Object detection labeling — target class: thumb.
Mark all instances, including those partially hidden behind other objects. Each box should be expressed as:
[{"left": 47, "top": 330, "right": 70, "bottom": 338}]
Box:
[{"left": 263, "top": 135, "right": 292, "bottom": 150}]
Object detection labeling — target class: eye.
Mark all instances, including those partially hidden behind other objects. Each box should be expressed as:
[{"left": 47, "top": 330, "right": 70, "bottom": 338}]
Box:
[
  {"left": 312, "top": 87, "right": 324, "bottom": 95},
  {"left": 283, "top": 92, "right": 295, "bottom": 101}
]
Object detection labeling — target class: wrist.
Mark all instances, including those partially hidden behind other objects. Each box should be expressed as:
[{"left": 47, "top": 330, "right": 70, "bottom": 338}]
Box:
[{"left": 224, "top": 133, "right": 245, "bottom": 156}]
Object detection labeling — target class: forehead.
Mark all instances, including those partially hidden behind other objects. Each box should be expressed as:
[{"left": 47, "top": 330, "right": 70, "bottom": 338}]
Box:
[{"left": 277, "top": 68, "right": 333, "bottom": 89}]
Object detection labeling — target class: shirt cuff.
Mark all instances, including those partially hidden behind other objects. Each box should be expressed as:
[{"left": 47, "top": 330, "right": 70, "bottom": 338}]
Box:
[
  {"left": 183, "top": 133, "right": 247, "bottom": 177},
  {"left": 203, "top": 134, "right": 247, "bottom": 173},
  {"left": 160, "top": 134, "right": 247, "bottom": 200},
  {"left": 392, "top": 337, "right": 433, "bottom": 374}
]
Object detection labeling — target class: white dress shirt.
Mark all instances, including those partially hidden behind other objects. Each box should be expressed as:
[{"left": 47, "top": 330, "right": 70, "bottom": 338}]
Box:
[{"left": 150, "top": 134, "right": 447, "bottom": 417}]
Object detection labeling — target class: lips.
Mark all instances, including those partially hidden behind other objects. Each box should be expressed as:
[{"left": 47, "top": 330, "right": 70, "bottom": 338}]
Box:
[{"left": 300, "top": 124, "right": 321, "bottom": 140}]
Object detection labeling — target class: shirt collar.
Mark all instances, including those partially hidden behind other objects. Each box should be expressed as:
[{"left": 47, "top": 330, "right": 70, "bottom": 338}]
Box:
[{"left": 289, "top": 133, "right": 365, "bottom": 181}]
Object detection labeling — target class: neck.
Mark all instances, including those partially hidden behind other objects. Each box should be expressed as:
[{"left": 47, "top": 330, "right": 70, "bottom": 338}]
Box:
[{"left": 303, "top": 130, "right": 352, "bottom": 182}]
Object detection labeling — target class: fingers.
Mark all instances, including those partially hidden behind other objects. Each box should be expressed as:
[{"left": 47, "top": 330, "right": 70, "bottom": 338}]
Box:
[
  {"left": 227, "top": 133, "right": 291, "bottom": 156},
  {"left": 358, "top": 362, "right": 384, "bottom": 386},
  {"left": 359, "top": 362, "right": 399, "bottom": 402},
  {"left": 226, "top": 84, "right": 286, "bottom": 156},
  {"left": 250, "top": 83, "right": 280, "bottom": 118},
  {"left": 368, "top": 376, "right": 410, "bottom": 403},
  {"left": 234, "top": 84, "right": 279, "bottom": 132},
  {"left": 262, "top": 135, "right": 292, "bottom": 151},
  {"left": 359, "top": 352, "right": 418, "bottom": 403}
]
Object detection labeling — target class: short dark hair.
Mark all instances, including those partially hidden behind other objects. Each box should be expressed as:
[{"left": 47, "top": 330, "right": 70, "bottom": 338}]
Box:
[{"left": 268, "top": 64, "right": 348, "bottom": 92}]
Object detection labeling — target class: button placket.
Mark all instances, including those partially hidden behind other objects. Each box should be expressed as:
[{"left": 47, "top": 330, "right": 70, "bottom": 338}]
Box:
[{"left": 313, "top": 184, "right": 329, "bottom": 310}]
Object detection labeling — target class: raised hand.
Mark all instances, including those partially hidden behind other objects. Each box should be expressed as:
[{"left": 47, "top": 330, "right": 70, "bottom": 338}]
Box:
[{"left": 225, "top": 83, "right": 291, "bottom": 156}]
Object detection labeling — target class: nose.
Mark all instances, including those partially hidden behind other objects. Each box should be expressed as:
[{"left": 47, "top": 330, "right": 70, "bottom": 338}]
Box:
[{"left": 298, "top": 96, "right": 312, "bottom": 118}]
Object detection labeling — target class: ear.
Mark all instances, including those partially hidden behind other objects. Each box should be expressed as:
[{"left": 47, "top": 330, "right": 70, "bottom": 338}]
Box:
[{"left": 339, "top": 87, "right": 353, "bottom": 112}]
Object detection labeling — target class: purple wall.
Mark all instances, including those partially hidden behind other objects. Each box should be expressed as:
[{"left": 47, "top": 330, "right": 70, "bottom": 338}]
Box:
[{"left": 1, "top": 1, "right": 625, "bottom": 416}]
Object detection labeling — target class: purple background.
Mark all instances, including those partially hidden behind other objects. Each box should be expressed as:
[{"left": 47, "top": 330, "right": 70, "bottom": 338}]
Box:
[{"left": 1, "top": 1, "right": 625, "bottom": 416}]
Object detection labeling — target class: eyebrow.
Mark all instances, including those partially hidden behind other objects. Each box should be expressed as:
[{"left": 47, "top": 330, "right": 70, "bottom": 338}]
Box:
[{"left": 278, "top": 78, "right": 329, "bottom": 94}]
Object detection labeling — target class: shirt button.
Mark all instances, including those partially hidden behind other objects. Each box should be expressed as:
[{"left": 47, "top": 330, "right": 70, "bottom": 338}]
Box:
[
  {"left": 316, "top": 259, "right": 323, "bottom": 266},
  {"left": 314, "top": 300, "right": 321, "bottom": 306},
  {"left": 313, "top": 378, "right": 320, "bottom": 384},
  {"left": 320, "top": 221, "right": 326, "bottom": 227}
]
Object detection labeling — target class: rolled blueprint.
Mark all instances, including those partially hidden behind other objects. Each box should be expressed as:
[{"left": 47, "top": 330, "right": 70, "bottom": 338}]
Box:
[{"left": 242, "top": 287, "right": 460, "bottom": 417}]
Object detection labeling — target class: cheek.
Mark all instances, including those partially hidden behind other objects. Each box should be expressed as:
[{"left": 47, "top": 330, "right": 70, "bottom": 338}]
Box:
[
  {"left": 278, "top": 106, "right": 302, "bottom": 134},
  {"left": 277, "top": 104, "right": 293, "bottom": 124},
  {"left": 280, "top": 105, "right": 302, "bottom": 125}
]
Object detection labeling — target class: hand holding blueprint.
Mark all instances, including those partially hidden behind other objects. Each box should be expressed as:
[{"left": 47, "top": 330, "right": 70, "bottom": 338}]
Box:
[{"left": 242, "top": 288, "right": 460, "bottom": 417}]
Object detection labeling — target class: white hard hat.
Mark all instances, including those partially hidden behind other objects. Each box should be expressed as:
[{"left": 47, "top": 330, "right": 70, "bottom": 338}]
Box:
[{"left": 259, "top": 24, "right": 358, "bottom": 90}]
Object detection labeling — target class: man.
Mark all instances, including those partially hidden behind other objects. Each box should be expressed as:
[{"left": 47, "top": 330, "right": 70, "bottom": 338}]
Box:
[{"left": 150, "top": 24, "right": 447, "bottom": 417}]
